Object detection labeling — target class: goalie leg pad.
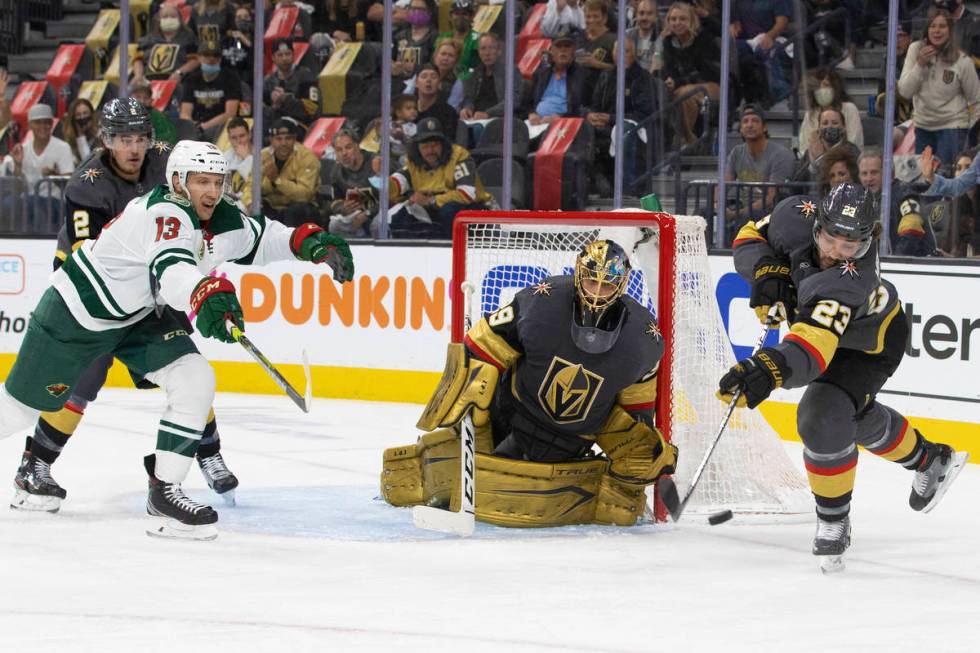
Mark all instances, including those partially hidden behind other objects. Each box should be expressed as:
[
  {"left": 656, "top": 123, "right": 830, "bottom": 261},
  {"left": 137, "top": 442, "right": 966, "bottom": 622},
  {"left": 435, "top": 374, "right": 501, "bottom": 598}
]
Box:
[
  {"left": 416, "top": 343, "right": 498, "bottom": 431},
  {"left": 381, "top": 428, "right": 459, "bottom": 507},
  {"left": 466, "top": 454, "right": 608, "bottom": 527},
  {"left": 595, "top": 406, "right": 677, "bottom": 485},
  {"left": 594, "top": 475, "right": 648, "bottom": 526}
]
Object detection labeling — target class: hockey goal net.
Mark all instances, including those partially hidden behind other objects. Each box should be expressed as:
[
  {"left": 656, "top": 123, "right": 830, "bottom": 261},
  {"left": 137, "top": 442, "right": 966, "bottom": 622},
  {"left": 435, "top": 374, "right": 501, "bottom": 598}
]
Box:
[{"left": 451, "top": 211, "right": 811, "bottom": 521}]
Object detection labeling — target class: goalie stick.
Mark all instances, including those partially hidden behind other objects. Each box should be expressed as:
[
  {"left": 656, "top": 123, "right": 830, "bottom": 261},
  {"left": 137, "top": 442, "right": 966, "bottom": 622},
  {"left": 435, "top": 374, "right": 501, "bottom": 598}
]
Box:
[
  {"left": 226, "top": 319, "right": 313, "bottom": 413},
  {"left": 412, "top": 281, "right": 478, "bottom": 536},
  {"left": 656, "top": 305, "right": 781, "bottom": 522},
  {"left": 412, "top": 411, "right": 477, "bottom": 536}
]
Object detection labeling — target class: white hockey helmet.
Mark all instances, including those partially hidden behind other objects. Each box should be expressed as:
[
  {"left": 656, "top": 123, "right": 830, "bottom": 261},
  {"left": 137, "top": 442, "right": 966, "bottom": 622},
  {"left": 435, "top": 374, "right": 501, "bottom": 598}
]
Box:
[{"left": 166, "top": 140, "right": 228, "bottom": 195}]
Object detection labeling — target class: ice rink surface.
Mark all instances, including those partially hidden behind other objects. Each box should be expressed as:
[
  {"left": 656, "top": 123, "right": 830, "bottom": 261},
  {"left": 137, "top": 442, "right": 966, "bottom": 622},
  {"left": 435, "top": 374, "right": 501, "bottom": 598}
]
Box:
[{"left": 0, "top": 389, "right": 977, "bottom": 653}]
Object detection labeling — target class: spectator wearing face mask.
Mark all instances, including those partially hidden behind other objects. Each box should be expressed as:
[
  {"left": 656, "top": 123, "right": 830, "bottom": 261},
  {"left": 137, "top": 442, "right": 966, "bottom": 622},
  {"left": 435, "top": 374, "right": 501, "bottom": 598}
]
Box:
[
  {"left": 179, "top": 41, "right": 242, "bottom": 142},
  {"left": 797, "top": 106, "right": 861, "bottom": 182},
  {"left": 57, "top": 98, "right": 99, "bottom": 165},
  {"left": 222, "top": 5, "right": 255, "bottom": 80},
  {"left": 799, "top": 69, "right": 863, "bottom": 157},
  {"left": 133, "top": 4, "right": 200, "bottom": 82},
  {"left": 392, "top": 0, "right": 437, "bottom": 82}
]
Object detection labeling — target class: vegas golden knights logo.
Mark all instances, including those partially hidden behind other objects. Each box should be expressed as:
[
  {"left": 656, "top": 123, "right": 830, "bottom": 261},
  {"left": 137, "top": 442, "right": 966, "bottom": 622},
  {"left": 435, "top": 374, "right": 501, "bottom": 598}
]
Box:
[
  {"left": 537, "top": 357, "right": 604, "bottom": 424},
  {"left": 149, "top": 44, "right": 178, "bottom": 75}
]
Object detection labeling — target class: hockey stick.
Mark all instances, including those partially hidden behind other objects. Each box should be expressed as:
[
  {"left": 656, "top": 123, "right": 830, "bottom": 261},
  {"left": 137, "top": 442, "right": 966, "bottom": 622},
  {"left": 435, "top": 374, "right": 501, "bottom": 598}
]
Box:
[
  {"left": 412, "top": 411, "right": 477, "bottom": 536},
  {"left": 226, "top": 319, "right": 313, "bottom": 413},
  {"left": 657, "top": 306, "right": 780, "bottom": 522},
  {"left": 412, "top": 280, "right": 478, "bottom": 536}
]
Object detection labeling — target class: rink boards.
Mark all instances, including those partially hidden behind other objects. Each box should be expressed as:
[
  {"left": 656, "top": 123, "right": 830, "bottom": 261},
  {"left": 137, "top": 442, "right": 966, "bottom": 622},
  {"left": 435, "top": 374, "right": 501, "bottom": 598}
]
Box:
[{"left": 0, "top": 238, "right": 976, "bottom": 457}]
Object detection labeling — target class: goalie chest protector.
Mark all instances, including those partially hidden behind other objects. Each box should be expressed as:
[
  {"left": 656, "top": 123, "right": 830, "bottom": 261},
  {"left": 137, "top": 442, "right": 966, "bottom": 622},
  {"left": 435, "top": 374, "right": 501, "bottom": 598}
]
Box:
[{"left": 505, "top": 276, "right": 663, "bottom": 436}]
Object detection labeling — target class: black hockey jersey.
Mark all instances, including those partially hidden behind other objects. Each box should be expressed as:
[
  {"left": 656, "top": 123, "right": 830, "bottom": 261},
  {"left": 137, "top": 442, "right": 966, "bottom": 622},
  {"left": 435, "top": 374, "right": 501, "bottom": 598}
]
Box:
[
  {"left": 55, "top": 142, "right": 172, "bottom": 267},
  {"left": 464, "top": 276, "right": 664, "bottom": 437},
  {"left": 733, "top": 195, "right": 902, "bottom": 387}
]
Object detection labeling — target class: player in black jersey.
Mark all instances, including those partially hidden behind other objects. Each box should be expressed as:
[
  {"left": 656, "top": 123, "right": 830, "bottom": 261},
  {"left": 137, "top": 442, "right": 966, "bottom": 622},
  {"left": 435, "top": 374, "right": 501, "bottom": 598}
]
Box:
[
  {"left": 12, "top": 98, "right": 239, "bottom": 513},
  {"left": 382, "top": 240, "right": 677, "bottom": 527},
  {"left": 719, "top": 183, "right": 968, "bottom": 567}
]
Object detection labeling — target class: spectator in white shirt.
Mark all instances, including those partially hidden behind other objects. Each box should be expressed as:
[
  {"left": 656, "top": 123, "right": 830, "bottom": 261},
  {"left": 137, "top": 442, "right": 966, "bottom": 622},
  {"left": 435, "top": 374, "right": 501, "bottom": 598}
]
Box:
[
  {"left": 541, "top": 0, "right": 586, "bottom": 38},
  {"left": 1, "top": 103, "right": 75, "bottom": 225},
  {"left": 222, "top": 116, "right": 254, "bottom": 201}
]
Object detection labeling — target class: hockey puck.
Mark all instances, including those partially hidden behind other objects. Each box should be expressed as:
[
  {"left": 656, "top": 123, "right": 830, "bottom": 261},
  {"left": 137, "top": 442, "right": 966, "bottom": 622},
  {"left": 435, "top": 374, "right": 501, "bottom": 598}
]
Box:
[{"left": 708, "top": 510, "right": 733, "bottom": 526}]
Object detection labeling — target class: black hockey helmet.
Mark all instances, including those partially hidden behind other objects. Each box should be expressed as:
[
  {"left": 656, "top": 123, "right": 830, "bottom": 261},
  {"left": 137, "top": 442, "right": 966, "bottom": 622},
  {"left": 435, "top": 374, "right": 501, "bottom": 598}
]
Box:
[
  {"left": 100, "top": 97, "right": 154, "bottom": 142},
  {"left": 814, "top": 182, "right": 878, "bottom": 259}
]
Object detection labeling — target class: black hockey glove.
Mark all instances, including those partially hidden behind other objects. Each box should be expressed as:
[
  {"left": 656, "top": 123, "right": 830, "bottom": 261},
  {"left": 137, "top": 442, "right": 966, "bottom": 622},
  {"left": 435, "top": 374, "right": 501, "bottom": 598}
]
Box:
[
  {"left": 190, "top": 277, "right": 244, "bottom": 344},
  {"left": 717, "top": 348, "right": 788, "bottom": 409},
  {"left": 291, "top": 223, "right": 355, "bottom": 283},
  {"left": 750, "top": 256, "right": 795, "bottom": 325}
]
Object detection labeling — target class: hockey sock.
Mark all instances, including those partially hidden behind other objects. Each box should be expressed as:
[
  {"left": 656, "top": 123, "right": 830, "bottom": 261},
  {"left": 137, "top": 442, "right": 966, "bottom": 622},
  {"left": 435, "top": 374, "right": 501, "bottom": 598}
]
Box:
[
  {"left": 196, "top": 415, "right": 220, "bottom": 459},
  {"left": 31, "top": 400, "right": 86, "bottom": 465},
  {"left": 803, "top": 443, "right": 857, "bottom": 522},
  {"left": 854, "top": 402, "right": 924, "bottom": 470},
  {"left": 814, "top": 493, "right": 851, "bottom": 522}
]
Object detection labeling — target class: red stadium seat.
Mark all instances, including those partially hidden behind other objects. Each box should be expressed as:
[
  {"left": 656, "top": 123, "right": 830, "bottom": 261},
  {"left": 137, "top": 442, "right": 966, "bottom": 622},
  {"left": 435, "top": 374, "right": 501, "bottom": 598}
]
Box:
[
  {"left": 517, "top": 3, "right": 547, "bottom": 61},
  {"left": 46, "top": 44, "right": 89, "bottom": 117},
  {"left": 10, "top": 81, "right": 51, "bottom": 136},
  {"left": 303, "top": 117, "right": 347, "bottom": 158}
]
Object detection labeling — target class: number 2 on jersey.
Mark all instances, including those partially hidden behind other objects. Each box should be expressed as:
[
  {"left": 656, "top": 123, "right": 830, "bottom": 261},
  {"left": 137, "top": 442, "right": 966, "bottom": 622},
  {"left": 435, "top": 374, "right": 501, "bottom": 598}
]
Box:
[{"left": 155, "top": 217, "right": 181, "bottom": 241}]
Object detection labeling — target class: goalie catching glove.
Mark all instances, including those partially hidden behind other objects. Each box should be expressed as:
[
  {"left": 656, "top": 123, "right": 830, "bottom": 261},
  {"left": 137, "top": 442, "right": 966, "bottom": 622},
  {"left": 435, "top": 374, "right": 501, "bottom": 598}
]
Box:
[
  {"left": 717, "top": 348, "right": 789, "bottom": 409},
  {"left": 750, "top": 256, "right": 795, "bottom": 324},
  {"left": 190, "top": 277, "right": 244, "bottom": 343},
  {"left": 290, "top": 223, "right": 355, "bottom": 283}
]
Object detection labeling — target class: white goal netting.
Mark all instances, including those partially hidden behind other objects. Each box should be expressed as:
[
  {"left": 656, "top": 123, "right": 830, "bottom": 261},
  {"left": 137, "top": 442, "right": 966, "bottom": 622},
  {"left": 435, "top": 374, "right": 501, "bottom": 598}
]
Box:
[{"left": 457, "top": 213, "right": 812, "bottom": 519}]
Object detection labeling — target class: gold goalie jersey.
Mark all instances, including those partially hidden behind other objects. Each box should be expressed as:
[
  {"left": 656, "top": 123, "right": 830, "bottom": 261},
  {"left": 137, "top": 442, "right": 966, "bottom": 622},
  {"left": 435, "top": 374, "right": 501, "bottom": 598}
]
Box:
[{"left": 464, "top": 275, "right": 665, "bottom": 437}]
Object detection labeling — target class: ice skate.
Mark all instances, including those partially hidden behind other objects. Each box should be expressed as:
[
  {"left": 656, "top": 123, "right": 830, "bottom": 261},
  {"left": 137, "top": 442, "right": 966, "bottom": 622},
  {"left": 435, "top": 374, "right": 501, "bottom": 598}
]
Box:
[
  {"left": 910, "top": 442, "right": 969, "bottom": 514},
  {"left": 11, "top": 439, "right": 67, "bottom": 513},
  {"left": 813, "top": 516, "right": 850, "bottom": 574},
  {"left": 144, "top": 455, "right": 218, "bottom": 541},
  {"left": 197, "top": 451, "right": 239, "bottom": 506}
]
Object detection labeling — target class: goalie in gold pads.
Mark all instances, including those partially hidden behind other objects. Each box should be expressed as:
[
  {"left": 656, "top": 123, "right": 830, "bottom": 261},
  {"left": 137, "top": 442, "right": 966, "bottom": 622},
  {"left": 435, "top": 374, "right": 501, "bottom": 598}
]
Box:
[{"left": 382, "top": 240, "right": 677, "bottom": 527}]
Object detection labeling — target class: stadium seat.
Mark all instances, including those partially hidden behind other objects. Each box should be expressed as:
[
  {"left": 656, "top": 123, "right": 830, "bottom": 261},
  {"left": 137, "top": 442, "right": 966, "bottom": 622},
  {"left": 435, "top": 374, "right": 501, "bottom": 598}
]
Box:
[
  {"left": 477, "top": 157, "right": 526, "bottom": 209},
  {"left": 861, "top": 115, "right": 885, "bottom": 148},
  {"left": 470, "top": 118, "right": 530, "bottom": 164}
]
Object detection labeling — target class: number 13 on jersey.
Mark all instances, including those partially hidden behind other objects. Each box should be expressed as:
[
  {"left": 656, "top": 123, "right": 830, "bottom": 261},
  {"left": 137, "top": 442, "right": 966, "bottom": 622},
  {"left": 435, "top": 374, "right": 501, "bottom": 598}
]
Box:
[{"left": 155, "top": 217, "right": 181, "bottom": 241}]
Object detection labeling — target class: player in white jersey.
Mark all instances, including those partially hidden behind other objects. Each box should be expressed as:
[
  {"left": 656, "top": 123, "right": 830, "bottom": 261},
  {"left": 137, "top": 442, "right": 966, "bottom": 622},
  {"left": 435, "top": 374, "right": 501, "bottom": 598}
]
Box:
[{"left": 0, "top": 140, "right": 354, "bottom": 540}]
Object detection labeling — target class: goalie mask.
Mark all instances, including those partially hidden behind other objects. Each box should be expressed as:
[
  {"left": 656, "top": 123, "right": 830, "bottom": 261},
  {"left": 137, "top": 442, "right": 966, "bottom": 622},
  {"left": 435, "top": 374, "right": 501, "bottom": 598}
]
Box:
[
  {"left": 571, "top": 240, "right": 631, "bottom": 354},
  {"left": 813, "top": 182, "right": 878, "bottom": 261}
]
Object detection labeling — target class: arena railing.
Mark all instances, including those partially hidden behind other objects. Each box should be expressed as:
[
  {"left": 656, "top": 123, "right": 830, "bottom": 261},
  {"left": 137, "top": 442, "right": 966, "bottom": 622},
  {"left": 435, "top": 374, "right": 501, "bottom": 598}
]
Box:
[{"left": 679, "top": 179, "right": 819, "bottom": 247}]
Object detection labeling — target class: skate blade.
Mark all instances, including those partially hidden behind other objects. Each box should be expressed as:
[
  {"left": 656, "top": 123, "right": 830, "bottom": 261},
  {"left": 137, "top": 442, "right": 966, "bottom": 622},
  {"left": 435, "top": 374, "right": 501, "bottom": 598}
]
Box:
[
  {"left": 145, "top": 516, "right": 218, "bottom": 541},
  {"left": 819, "top": 555, "right": 846, "bottom": 574},
  {"left": 10, "top": 489, "right": 61, "bottom": 513},
  {"left": 922, "top": 451, "right": 969, "bottom": 514},
  {"left": 218, "top": 489, "right": 236, "bottom": 507}
]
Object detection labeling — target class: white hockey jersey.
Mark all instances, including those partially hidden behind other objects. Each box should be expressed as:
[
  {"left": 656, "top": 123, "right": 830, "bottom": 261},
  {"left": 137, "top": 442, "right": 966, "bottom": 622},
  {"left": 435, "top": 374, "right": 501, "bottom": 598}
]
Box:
[{"left": 52, "top": 185, "right": 296, "bottom": 331}]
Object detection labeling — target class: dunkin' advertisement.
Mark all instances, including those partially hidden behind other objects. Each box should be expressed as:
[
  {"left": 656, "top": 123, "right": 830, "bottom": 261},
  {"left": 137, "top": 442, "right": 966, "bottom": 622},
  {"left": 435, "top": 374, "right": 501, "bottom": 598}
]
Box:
[{"left": 0, "top": 239, "right": 976, "bottom": 451}]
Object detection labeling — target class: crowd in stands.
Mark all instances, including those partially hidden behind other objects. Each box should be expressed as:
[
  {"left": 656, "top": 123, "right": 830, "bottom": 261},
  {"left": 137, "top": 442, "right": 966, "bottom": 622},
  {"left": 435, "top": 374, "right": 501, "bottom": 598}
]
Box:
[{"left": 0, "top": 0, "right": 978, "bottom": 256}]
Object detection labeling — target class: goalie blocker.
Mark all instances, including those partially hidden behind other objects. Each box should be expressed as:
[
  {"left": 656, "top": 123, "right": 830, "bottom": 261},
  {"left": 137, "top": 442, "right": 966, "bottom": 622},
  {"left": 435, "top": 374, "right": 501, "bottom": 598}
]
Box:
[{"left": 380, "top": 240, "right": 677, "bottom": 528}]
